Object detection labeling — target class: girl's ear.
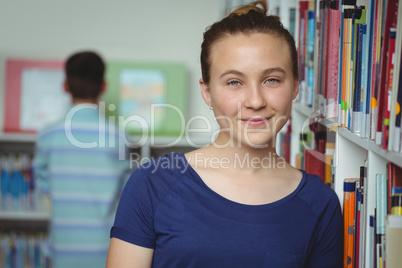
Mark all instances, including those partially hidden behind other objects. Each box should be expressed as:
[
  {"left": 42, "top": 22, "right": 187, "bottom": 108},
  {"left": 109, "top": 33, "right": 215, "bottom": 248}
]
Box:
[
  {"left": 200, "top": 78, "right": 212, "bottom": 106},
  {"left": 292, "top": 81, "right": 299, "bottom": 100}
]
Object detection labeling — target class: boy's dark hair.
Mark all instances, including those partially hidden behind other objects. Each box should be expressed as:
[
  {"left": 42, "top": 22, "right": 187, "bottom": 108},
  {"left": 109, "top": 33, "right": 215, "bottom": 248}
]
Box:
[{"left": 65, "top": 51, "right": 105, "bottom": 99}]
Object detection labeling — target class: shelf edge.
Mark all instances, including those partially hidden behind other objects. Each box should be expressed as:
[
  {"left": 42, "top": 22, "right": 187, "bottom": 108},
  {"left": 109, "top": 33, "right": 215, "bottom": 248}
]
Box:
[{"left": 0, "top": 211, "right": 50, "bottom": 221}]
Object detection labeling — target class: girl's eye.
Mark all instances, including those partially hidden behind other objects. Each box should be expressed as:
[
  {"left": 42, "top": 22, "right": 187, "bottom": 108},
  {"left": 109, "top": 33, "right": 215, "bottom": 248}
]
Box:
[
  {"left": 228, "top": 80, "right": 241, "bottom": 86},
  {"left": 265, "top": 78, "right": 280, "bottom": 84}
]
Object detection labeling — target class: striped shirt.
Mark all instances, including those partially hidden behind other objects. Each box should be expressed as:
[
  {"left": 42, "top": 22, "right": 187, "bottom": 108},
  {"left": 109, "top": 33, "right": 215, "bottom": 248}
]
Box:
[{"left": 33, "top": 104, "right": 129, "bottom": 268}]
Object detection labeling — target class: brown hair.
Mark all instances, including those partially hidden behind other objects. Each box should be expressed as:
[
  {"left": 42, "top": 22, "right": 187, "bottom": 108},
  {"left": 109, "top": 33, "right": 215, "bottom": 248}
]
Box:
[
  {"left": 200, "top": 0, "right": 298, "bottom": 84},
  {"left": 65, "top": 51, "right": 105, "bottom": 100}
]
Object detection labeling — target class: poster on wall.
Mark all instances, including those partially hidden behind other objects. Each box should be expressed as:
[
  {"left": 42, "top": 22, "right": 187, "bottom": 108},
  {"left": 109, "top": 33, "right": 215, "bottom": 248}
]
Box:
[
  {"left": 4, "top": 60, "right": 70, "bottom": 133},
  {"left": 105, "top": 61, "right": 187, "bottom": 137},
  {"left": 119, "top": 69, "right": 166, "bottom": 133}
]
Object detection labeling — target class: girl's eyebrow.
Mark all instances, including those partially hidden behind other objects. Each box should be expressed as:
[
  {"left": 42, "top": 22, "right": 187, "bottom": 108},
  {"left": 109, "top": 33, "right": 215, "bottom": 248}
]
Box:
[
  {"left": 219, "top": 69, "right": 244, "bottom": 78},
  {"left": 260, "top": 67, "right": 286, "bottom": 76},
  {"left": 220, "top": 67, "right": 286, "bottom": 79}
]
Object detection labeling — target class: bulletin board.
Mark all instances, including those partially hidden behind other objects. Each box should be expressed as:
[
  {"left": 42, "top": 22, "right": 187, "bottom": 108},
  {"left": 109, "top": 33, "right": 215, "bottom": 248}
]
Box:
[
  {"left": 3, "top": 59, "right": 69, "bottom": 133},
  {"left": 3, "top": 59, "right": 187, "bottom": 136},
  {"left": 104, "top": 61, "right": 187, "bottom": 136}
]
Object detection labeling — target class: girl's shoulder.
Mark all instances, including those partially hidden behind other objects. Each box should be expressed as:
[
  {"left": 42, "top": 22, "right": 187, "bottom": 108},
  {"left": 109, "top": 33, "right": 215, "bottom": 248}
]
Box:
[
  {"left": 124, "top": 153, "right": 190, "bottom": 200},
  {"left": 297, "top": 170, "right": 341, "bottom": 215}
]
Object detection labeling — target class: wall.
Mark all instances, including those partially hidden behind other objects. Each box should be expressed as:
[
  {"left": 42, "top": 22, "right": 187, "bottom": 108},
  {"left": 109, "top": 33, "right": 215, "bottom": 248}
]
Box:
[{"left": 0, "top": 0, "right": 221, "bottom": 137}]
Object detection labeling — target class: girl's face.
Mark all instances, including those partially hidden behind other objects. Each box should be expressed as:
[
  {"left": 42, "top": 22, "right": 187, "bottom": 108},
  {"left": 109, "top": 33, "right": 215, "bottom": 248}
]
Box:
[{"left": 200, "top": 33, "right": 298, "bottom": 149}]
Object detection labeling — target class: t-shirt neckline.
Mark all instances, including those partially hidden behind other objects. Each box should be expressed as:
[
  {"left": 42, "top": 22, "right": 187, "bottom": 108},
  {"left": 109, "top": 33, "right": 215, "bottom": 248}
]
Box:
[{"left": 177, "top": 153, "right": 307, "bottom": 211}]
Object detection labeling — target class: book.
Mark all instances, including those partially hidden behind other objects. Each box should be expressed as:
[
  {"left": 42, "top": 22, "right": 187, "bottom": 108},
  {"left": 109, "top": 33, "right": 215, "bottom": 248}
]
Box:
[
  {"left": 339, "top": 1, "right": 357, "bottom": 127},
  {"left": 325, "top": 7, "right": 342, "bottom": 120},
  {"left": 376, "top": 173, "right": 388, "bottom": 268},
  {"left": 344, "top": 177, "right": 359, "bottom": 267},
  {"left": 387, "top": 163, "right": 402, "bottom": 214},
  {"left": 280, "top": 121, "right": 291, "bottom": 163},
  {"left": 298, "top": 1, "right": 309, "bottom": 105},
  {"left": 324, "top": 137, "right": 335, "bottom": 187},
  {"left": 375, "top": 0, "right": 398, "bottom": 145},
  {"left": 354, "top": 180, "right": 362, "bottom": 268},
  {"left": 389, "top": 0, "right": 402, "bottom": 152},
  {"left": 0, "top": 232, "right": 50, "bottom": 268},
  {"left": 351, "top": 22, "right": 366, "bottom": 135},
  {"left": 392, "top": 51, "right": 402, "bottom": 153},
  {"left": 391, "top": 194, "right": 402, "bottom": 215},
  {"left": 362, "top": 0, "right": 375, "bottom": 139},
  {"left": 350, "top": 7, "right": 366, "bottom": 134},
  {"left": 319, "top": 0, "right": 330, "bottom": 116},
  {"left": 340, "top": 8, "right": 355, "bottom": 128},
  {"left": 385, "top": 215, "right": 402, "bottom": 268},
  {"left": 346, "top": 7, "right": 358, "bottom": 130},
  {"left": 316, "top": 0, "right": 326, "bottom": 114},
  {"left": 289, "top": 7, "right": 296, "bottom": 38},
  {"left": 359, "top": 165, "right": 368, "bottom": 268},
  {"left": 304, "top": 148, "right": 325, "bottom": 182},
  {"left": 300, "top": 132, "right": 313, "bottom": 169},
  {"left": 306, "top": 8, "right": 315, "bottom": 107},
  {"left": 381, "top": 29, "right": 397, "bottom": 150},
  {"left": 313, "top": 1, "right": 323, "bottom": 113},
  {"left": 369, "top": 0, "right": 384, "bottom": 141},
  {"left": 368, "top": 215, "right": 375, "bottom": 268},
  {"left": 392, "top": 187, "right": 402, "bottom": 194}
]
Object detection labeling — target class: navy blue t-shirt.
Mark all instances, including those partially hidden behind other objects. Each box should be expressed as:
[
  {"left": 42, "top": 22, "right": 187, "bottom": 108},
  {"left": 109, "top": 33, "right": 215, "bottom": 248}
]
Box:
[{"left": 111, "top": 153, "right": 343, "bottom": 267}]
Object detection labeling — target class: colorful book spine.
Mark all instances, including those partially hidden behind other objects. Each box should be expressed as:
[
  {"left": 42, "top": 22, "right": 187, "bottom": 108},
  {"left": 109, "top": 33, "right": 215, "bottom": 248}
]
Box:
[
  {"left": 363, "top": 0, "right": 375, "bottom": 139},
  {"left": 393, "top": 51, "right": 402, "bottom": 153},
  {"left": 344, "top": 177, "right": 359, "bottom": 267},
  {"left": 368, "top": 215, "right": 375, "bottom": 268},
  {"left": 319, "top": 1, "right": 329, "bottom": 116},
  {"left": 354, "top": 180, "right": 361, "bottom": 268},
  {"left": 387, "top": 162, "right": 402, "bottom": 214},
  {"left": 390, "top": 0, "right": 402, "bottom": 152},
  {"left": 359, "top": 165, "right": 367, "bottom": 268},
  {"left": 351, "top": 22, "right": 365, "bottom": 135},
  {"left": 307, "top": 8, "right": 315, "bottom": 107},
  {"left": 391, "top": 194, "right": 402, "bottom": 215},
  {"left": 298, "top": 1, "right": 309, "bottom": 105},
  {"left": 376, "top": 173, "right": 387, "bottom": 268},
  {"left": 381, "top": 29, "right": 397, "bottom": 150},
  {"left": 369, "top": 0, "right": 384, "bottom": 141},
  {"left": 0, "top": 154, "right": 46, "bottom": 213},
  {"left": 324, "top": 136, "right": 336, "bottom": 187},
  {"left": 385, "top": 215, "right": 402, "bottom": 267},
  {"left": 326, "top": 7, "right": 342, "bottom": 120},
  {"left": 341, "top": 8, "right": 355, "bottom": 128},
  {"left": 0, "top": 232, "right": 50, "bottom": 268},
  {"left": 375, "top": 0, "right": 398, "bottom": 145}
]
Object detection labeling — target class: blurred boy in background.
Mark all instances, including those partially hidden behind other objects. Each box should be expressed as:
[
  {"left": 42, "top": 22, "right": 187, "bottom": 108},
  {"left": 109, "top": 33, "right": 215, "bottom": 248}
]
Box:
[{"left": 33, "top": 51, "right": 129, "bottom": 268}]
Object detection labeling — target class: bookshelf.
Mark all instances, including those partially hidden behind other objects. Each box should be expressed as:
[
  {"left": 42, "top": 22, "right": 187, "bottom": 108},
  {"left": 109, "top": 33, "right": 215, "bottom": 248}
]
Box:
[
  {"left": 292, "top": 0, "right": 402, "bottom": 266},
  {"left": 292, "top": 101, "right": 396, "bottom": 267},
  {"left": 0, "top": 128, "right": 209, "bottom": 266},
  {"left": 0, "top": 132, "right": 209, "bottom": 223}
]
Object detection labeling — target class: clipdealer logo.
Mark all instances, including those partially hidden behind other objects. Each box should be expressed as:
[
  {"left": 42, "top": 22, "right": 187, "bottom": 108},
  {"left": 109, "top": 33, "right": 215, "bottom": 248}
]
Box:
[{"left": 63, "top": 102, "right": 290, "bottom": 161}]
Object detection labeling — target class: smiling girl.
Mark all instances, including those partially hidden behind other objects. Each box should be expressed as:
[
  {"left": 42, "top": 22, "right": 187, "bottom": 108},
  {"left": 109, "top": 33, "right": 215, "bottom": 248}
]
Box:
[{"left": 106, "top": 1, "right": 343, "bottom": 267}]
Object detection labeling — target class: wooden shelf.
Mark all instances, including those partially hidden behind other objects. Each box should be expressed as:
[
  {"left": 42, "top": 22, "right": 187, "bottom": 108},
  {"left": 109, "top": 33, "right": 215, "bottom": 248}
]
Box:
[
  {"left": 338, "top": 127, "right": 369, "bottom": 150},
  {"left": 0, "top": 210, "right": 50, "bottom": 221},
  {"left": 292, "top": 106, "right": 402, "bottom": 167},
  {"left": 0, "top": 133, "right": 37, "bottom": 143},
  {"left": 338, "top": 127, "right": 402, "bottom": 166}
]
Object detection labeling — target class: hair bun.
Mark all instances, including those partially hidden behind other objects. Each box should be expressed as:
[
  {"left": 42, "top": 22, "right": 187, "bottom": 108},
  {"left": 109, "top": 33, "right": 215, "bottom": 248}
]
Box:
[{"left": 228, "top": 0, "right": 267, "bottom": 17}]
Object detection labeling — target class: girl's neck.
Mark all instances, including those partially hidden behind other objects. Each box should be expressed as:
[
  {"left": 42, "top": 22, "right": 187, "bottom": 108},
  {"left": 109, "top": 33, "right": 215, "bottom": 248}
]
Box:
[{"left": 203, "top": 138, "right": 284, "bottom": 171}]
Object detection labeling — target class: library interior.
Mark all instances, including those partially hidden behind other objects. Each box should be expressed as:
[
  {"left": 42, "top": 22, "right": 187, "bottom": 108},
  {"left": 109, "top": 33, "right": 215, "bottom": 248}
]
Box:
[{"left": 0, "top": 0, "right": 402, "bottom": 267}]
